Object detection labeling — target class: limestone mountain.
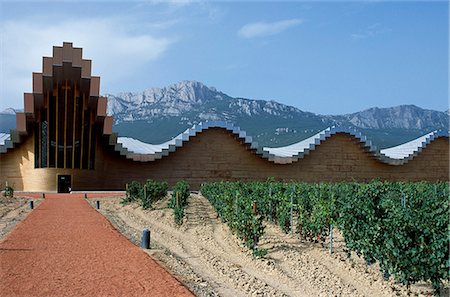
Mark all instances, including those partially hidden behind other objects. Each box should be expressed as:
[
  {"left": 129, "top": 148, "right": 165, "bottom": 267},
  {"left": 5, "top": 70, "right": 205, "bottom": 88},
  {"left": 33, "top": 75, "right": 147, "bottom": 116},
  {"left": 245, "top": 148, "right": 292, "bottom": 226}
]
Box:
[
  {"left": 106, "top": 80, "right": 323, "bottom": 123},
  {"left": 1, "top": 81, "right": 448, "bottom": 148},
  {"left": 342, "top": 105, "right": 448, "bottom": 130},
  {"left": 105, "top": 81, "right": 448, "bottom": 148}
]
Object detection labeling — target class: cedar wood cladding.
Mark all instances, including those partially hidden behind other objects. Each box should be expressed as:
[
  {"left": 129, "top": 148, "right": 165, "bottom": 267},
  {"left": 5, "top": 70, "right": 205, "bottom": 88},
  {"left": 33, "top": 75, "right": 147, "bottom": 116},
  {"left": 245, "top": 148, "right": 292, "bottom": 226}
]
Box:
[{"left": 0, "top": 128, "right": 448, "bottom": 191}]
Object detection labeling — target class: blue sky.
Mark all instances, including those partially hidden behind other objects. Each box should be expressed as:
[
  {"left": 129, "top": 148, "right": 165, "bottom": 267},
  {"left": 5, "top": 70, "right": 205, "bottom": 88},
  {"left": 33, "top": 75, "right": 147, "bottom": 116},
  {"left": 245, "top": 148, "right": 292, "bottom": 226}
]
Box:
[{"left": 0, "top": 0, "right": 448, "bottom": 114}]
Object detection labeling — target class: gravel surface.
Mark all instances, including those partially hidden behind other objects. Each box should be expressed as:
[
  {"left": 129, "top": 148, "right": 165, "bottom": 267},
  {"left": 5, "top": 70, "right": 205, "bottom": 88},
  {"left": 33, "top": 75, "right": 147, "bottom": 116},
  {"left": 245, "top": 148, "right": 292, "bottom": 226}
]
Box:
[{"left": 0, "top": 194, "right": 194, "bottom": 297}]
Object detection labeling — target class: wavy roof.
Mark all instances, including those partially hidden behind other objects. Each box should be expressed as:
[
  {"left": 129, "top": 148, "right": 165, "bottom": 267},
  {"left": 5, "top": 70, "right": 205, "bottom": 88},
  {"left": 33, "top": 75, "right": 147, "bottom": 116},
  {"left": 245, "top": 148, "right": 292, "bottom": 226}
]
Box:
[
  {"left": 379, "top": 130, "right": 446, "bottom": 160},
  {"left": 2, "top": 42, "right": 447, "bottom": 168},
  {"left": 0, "top": 133, "right": 9, "bottom": 145},
  {"left": 264, "top": 127, "right": 448, "bottom": 165},
  {"left": 111, "top": 121, "right": 258, "bottom": 162},
  {"left": 0, "top": 133, "right": 12, "bottom": 153},
  {"left": 1, "top": 121, "right": 447, "bottom": 164},
  {"left": 108, "top": 121, "right": 448, "bottom": 165}
]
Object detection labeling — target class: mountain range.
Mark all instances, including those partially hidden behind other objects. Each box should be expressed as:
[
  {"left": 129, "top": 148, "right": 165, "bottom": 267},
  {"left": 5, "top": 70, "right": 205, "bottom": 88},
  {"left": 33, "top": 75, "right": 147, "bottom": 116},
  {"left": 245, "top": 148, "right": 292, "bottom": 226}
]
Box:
[{"left": 1, "top": 80, "right": 448, "bottom": 148}]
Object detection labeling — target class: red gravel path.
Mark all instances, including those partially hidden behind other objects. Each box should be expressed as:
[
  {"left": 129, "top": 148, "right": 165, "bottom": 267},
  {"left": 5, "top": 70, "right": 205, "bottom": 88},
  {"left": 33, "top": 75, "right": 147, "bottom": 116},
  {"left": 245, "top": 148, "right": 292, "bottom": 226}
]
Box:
[{"left": 0, "top": 194, "right": 194, "bottom": 297}]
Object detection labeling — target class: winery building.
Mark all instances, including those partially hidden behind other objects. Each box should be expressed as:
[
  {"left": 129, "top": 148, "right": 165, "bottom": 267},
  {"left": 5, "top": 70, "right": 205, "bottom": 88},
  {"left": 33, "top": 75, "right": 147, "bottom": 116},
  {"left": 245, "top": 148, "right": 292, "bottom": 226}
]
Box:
[{"left": 0, "top": 43, "right": 448, "bottom": 192}]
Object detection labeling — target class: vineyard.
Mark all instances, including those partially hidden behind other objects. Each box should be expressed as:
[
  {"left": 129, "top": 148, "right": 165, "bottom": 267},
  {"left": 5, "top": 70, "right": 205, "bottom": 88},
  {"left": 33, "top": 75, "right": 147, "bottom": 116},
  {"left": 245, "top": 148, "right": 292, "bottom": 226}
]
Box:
[
  {"left": 168, "top": 181, "right": 190, "bottom": 225},
  {"left": 123, "top": 180, "right": 168, "bottom": 209},
  {"left": 124, "top": 179, "right": 190, "bottom": 225},
  {"left": 200, "top": 180, "right": 449, "bottom": 293}
]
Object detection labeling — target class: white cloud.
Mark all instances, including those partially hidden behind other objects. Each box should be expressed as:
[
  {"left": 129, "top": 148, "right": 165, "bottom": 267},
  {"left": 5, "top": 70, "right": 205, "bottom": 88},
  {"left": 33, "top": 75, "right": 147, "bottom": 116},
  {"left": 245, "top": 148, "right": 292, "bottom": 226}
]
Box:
[
  {"left": 0, "top": 17, "right": 175, "bottom": 109},
  {"left": 351, "top": 23, "right": 392, "bottom": 40},
  {"left": 238, "top": 19, "right": 303, "bottom": 39}
]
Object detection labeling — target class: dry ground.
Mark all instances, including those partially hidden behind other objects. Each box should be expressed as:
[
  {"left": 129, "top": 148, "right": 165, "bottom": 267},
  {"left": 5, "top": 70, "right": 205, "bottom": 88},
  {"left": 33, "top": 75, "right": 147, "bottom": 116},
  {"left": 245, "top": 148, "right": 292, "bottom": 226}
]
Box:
[
  {"left": 89, "top": 194, "right": 448, "bottom": 297},
  {"left": 0, "top": 194, "right": 42, "bottom": 240}
]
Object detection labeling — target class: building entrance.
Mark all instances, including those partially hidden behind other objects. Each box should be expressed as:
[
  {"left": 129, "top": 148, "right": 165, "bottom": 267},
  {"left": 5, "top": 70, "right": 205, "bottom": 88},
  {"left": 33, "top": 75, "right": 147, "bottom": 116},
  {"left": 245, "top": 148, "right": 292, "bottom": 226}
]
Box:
[{"left": 57, "top": 175, "right": 71, "bottom": 193}]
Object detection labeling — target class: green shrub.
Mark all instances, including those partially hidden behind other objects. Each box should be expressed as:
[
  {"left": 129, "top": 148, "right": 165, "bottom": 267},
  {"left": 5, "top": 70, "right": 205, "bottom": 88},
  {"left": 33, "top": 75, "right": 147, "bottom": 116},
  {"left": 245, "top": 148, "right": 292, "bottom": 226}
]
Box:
[
  {"left": 297, "top": 183, "right": 337, "bottom": 241},
  {"left": 169, "top": 180, "right": 190, "bottom": 208},
  {"left": 3, "top": 185, "right": 14, "bottom": 198},
  {"left": 141, "top": 180, "right": 168, "bottom": 209},
  {"left": 169, "top": 181, "right": 190, "bottom": 225},
  {"left": 201, "top": 181, "right": 266, "bottom": 256},
  {"left": 173, "top": 206, "right": 184, "bottom": 225},
  {"left": 123, "top": 181, "right": 143, "bottom": 204}
]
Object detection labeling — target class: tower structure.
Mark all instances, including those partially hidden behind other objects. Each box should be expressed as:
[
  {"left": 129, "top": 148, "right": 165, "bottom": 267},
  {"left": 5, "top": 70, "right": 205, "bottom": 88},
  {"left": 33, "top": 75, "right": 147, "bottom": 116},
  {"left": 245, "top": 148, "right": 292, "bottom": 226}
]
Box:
[{"left": 20, "top": 42, "right": 112, "bottom": 170}]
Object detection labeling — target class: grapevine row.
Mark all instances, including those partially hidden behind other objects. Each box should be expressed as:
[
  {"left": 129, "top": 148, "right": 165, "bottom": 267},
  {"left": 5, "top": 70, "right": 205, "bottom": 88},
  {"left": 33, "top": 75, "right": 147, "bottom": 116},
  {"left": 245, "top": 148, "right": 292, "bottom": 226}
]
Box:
[
  {"left": 200, "top": 180, "right": 449, "bottom": 292},
  {"left": 124, "top": 179, "right": 190, "bottom": 225}
]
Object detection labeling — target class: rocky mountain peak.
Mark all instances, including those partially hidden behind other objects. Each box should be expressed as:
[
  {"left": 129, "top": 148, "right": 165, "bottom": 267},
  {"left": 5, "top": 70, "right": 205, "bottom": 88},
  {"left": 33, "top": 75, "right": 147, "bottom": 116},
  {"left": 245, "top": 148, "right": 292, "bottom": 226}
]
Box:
[
  {"left": 1, "top": 82, "right": 448, "bottom": 148},
  {"left": 162, "top": 80, "right": 224, "bottom": 104},
  {"left": 344, "top": 104, "right": 447, "bottom": 130},
  {"left": 103, "top": 81, "right": 448, "bottom": 147},
  {"left": 0, "top": 108, "right": 19, "bottom": 115},
  {"left": 106, "top": 80, "right": 227, "bottom": 115}
]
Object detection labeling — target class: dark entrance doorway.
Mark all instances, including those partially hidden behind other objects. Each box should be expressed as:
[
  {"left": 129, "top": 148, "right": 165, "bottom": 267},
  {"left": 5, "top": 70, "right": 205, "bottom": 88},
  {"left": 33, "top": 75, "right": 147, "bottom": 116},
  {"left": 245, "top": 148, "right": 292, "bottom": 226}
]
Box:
[{"left": 57, "top": 175, "right": 71, "bottom": 193}]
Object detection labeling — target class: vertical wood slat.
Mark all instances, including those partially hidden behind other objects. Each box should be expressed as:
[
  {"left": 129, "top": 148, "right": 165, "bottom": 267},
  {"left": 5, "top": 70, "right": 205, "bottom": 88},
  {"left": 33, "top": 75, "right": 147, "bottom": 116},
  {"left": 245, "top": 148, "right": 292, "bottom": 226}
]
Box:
[
  {"left": 38, "top": 108, "right": 41, "bottom": 168},
  {"left": 80, "top": 94, "right": 85, "bottom": 169},
  {"left": 87, "top": 109, "right": 93, "bottom": 169},
  {"left": 47, "top": 90, "right": 50, "bottom": 168},
  {"left": 55, "top": 81, "right": 59, "bottom": 167},
  {"left": 64, "top": 80, "right": 68, "bottom": 169},
  {"left": 72, "top": 82, "right": 77, "bottom": 167}
]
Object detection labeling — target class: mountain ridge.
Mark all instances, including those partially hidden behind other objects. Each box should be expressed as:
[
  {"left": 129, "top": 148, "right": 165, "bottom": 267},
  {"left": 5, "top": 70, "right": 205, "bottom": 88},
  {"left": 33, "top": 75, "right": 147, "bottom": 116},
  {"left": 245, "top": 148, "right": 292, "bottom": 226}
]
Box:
[
  {"left": 106, "top": 81, "right": 447, "bottom": 128},
  {"left": 1, "top": 81, "right": 448, "bottom": 148},
  {"left": 103, "top": 81, "right": 447, "bottom": 148}
]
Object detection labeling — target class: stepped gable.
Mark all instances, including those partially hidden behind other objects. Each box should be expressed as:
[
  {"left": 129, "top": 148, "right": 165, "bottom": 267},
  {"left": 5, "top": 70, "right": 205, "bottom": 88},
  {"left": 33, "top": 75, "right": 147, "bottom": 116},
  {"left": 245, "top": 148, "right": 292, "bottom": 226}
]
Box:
[{"left": 1, "top": 42, "right": 113, "bottom": 165}]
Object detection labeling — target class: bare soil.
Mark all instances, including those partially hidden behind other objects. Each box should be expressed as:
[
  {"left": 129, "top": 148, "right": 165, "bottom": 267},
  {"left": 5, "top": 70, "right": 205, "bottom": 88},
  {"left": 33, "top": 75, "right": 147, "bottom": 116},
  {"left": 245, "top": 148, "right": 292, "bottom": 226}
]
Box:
[
  {"left": 91, "top": 193, "right": 449, "bottom": 297},
  {"left": 0, "top": 194, "right": 194, "bottom": 297},
  {"left": 0, "top": 194, "right": 42, "bottom": 240}
]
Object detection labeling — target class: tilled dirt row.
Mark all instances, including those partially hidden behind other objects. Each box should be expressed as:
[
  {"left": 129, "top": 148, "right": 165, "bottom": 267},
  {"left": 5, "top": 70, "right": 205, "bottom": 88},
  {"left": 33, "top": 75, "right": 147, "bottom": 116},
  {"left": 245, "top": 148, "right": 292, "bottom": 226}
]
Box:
[{"left": 92, "top": 194, "right": 445, "bottom": 297}]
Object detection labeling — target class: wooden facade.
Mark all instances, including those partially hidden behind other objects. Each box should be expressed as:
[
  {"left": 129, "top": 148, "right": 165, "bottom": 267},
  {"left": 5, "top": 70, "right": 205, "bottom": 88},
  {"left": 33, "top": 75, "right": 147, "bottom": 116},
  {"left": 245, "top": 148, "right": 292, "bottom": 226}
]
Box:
[{"left": 0, "top": 43, "right": 449, "bottom": 192}]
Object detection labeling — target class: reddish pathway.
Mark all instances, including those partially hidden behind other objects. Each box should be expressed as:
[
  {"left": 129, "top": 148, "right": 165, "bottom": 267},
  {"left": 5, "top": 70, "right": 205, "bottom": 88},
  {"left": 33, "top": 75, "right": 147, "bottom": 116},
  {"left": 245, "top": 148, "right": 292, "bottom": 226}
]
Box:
[{"left": 0, "top": 194, "right": 194, "bottom": 297}]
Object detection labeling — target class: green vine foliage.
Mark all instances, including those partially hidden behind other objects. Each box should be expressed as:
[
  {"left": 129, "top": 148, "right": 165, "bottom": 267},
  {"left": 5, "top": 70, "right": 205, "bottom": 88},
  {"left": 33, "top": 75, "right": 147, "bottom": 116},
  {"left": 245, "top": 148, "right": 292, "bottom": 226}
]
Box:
[
  {"left": 337, "top": 182, "right": 386, "bottom": 264},
  {"left": 124, "top": 180, "right": 168, "bottom": 209},
  {"left": 3, "top": 185, "right": 14, "bottom": 198},
  {"left": 275, "top": 190, "right": 291, "bottom": 234},
  {"left": 378, "top": 182, "right": 449, "bottom": 291},
  {"left": 169, "top": 180, "right": 190, "bottom": 225},
  {"left": 173, "top": 206, "right": 185, "bottom": 225},
  {"left": 296, "top": 183, "right": 337, "bottom": 241},
  {"left": 336, "top": 181, "right": 449, "bottom": 293},
  {"left": 123, "top": 180, "right": 143, "bottom": 203},
  {"left": 141, "top": 180, "right": 168, "bottom": 209},
  {"left": 201, "top": 180, "right": 449, "bottom": 291},
  {"left": 201, "top": 182, "right": 267, "bottom": 256}
]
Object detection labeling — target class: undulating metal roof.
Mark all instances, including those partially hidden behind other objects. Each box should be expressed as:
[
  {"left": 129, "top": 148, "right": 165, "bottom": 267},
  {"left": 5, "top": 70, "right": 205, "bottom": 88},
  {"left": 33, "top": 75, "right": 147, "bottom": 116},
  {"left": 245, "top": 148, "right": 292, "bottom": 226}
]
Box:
[
  {"left": 0, "top": 133, "right": 10, "bottom": 146},
  {"left": 380, "top": 130, "right": 446, "bottom": 160},
  {"left": 1, "top": 121, "right": 447, "bottom": 165},
  {"left": 0, "top": 133, "right": 12, "bottom": 153},
  {"left": 108, "top": 121, "right": 448, "bottom": 165}
]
